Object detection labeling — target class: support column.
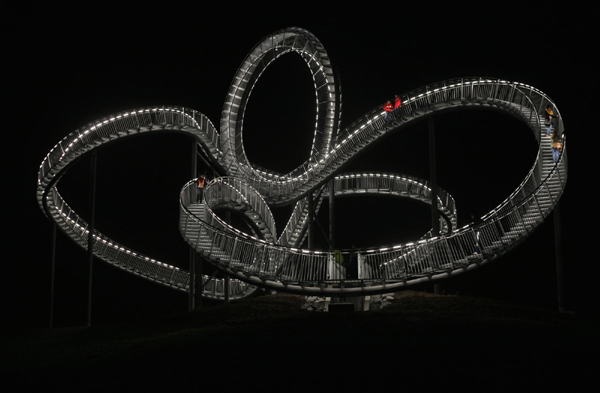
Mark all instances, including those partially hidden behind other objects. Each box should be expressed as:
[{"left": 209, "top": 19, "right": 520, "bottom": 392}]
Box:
[
  {"left": 553, "top": 202, "right": 569, "bottom": 313},
  {"left": 429, "top": 117, "right": 440, "bottom": 235},
  {"left": 49, "top": 222, "right": 56, "bottom": 329},
  {"left": 189, "top": 248, "right": 196, "bottom": 311},
  {"left": 224, "top": 275, "right": 230, "bottom": 304},
  {"left": 429, "top": 117, "right": 443, "bottom": 295},
  {"left": 189, "top": 138, "right": 198, "bottom": 311},
  {"left": 329, "top": 178, "right": 335, "bottom": 249},
  {"left": 223, "top": 210, "right": 231, "bottom": 304},
  {"left": 196, "top": 254, "right": 203, "bottom": 308},
  {"left": 86, "top": 151, "right": 97, "bottom": 328},
  {"left": 308, "top": 192, "right": 314, "bottom": 249}
]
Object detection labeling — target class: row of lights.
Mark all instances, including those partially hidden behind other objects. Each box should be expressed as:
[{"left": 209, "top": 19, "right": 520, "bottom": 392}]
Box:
[
  {"left": 55, "top": 206, "right": 179, "bottom": 271},
  {"left": 40, "top": 106, "right": 210, "bottom": 181}
]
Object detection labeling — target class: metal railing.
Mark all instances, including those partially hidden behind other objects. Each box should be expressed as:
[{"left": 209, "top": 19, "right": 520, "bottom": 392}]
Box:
[
  {"left": 36, "top": 76, "right": 567, "bottom": 299},
  {"left": 36, "top": 78, "right": 567, "bottom": 297},
  {"left": 219, "top": 78, "right": 555, "bottom": 207},
  {"left": 38, "top": 106, "right": 220, "bottom": 204},
  {"left": 37, "top": 24, "right": 567, "bottom": 299},
  {"left": 178, "top": 78, "right": 567, "bottom": 295},
  {"left": 35, "top": 106, "right": 258, "bottom": 299},
  {"left": 219, "top": 27, "right": 338, "bottom": 187},
  {"left": 36, "top": 28, "right": 567, "bottom": 299}
]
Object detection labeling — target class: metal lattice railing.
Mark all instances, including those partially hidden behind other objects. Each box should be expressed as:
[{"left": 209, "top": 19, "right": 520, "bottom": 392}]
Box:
[
  {"left": 178, "top": 76, "right": 567, "bottom": 296},
  {"left": 37, "top": 106, "right": 257, "bottom": 299},
  {"left": 38, "top": 26, "right": 567, "bottom": 300}
]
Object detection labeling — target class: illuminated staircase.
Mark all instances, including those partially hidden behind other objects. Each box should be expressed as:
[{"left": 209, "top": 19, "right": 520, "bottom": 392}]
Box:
[{"left": 37, "top": 27, "right": 567, "bottom": 301}]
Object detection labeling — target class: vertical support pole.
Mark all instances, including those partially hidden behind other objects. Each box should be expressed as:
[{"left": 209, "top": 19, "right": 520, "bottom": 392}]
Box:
[
  {"left": 189, "top": 138, "right": 197, "bottom": 311},
  {"left": 86, "top": 151, "right": 97, "bottom": 328},
  {"left": 189, "top": 248, "right": 196, "bottom": 311},
  {"left": 197, "top": 254, "right": 203, "bottom": 308},
  {"left": 429, "top": 117, "right": 440, "bottom": 235},
  {"left": 49, "top": 222, "right": 56, "bottom": 329},
  {"left": 329, "top": 178, "right": 335, "bottom": 250},
  {"left": 553, "top": 201, "right": 569, "bottom": 313},
  {"left": 223, "top": 210, "right": 231, "bottom": 304},
  {"left": 224, "top": 275, "right": 230, "bottom": 304},
  {"left": 429, "top": 117, "right": 442, "bottom": 295},
  {"left": 308, "top": 192, "right": 314, "bottom": 249}
]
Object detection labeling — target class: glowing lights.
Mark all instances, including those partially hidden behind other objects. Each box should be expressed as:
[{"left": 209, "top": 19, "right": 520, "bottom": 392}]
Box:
[{"left": 37, "top": 22, "right": 564, "bottom": 295}]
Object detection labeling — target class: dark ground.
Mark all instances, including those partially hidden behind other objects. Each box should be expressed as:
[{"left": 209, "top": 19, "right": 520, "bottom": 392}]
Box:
[{"left": 2, "top": 291, "right": 598, "bottom": 392}]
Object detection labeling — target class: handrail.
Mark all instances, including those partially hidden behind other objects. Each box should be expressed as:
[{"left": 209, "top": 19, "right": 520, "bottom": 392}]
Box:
[
  {"left": 178, "top": 76, "right": 567, "bottom": 294},
  {"left": 220, "top": 77, "right": 557, "bottom": 206},
  {"left": 36, "top": 79, "right": 567, "bottom": 297},
  {"left": 38, "top": 27, "right": 567, "bottom": 300},
  {"left": 38, "top": 106, "right": 221, "bottom": 196},
  {"left": 37, "top": 106, "right": 256, "bottom": 299}
]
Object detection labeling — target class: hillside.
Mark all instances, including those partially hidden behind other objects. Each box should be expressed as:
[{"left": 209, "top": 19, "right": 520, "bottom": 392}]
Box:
[{"left": 2, "top": 291, "right": 598, "bottom": 391}]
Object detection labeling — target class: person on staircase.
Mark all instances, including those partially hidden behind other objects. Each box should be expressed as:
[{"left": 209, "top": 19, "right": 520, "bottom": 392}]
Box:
[
  {"left": 550, "top": 130, "right": 563, "bottom": 163},
  {"left": 544, "top": 105, "right": 559, "bottom": 136},
  {"left": 383, "top": 100, "right": 394, "bottom": 124},
  {"left": 471, "top": 214, "right": 484, "bottom": 255},
  {"left": 196, "top": 174, "right": 206, "bottom": 203}
]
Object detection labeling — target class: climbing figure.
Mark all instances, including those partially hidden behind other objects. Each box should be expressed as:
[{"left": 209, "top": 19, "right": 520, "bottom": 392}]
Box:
[
  {"left": 471, "top": 214, "right": 484, "bottom": 255},
  {"left": 544, "top": 104, "right": 554, "bottom": 125},
  {"left": 545, "top": 105, "right": 559, "bottom": 136},
  {"left": 383, "top": 100, "right": 393, "bottom": 123},
  {"left": 394, "top": 95, "right": 402, "bottom": 109},
  {"left": 333, "top": 249, "right": 344, "bottom": 266},
  {"left": 196, "top": 174, "right": 206, "bottom": 203},
  {"left": 551, "top": 130, "right": 563, "bottom": 163}
]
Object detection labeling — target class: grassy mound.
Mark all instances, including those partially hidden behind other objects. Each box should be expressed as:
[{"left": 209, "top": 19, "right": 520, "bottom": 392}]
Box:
[{"left": 2, "top": 292, "right": 598, "bottom": 391}]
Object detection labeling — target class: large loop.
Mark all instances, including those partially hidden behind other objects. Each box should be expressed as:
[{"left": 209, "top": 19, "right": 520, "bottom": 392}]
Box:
[{"left": 219, "top": 27, "right": 340, "bottom": 181}]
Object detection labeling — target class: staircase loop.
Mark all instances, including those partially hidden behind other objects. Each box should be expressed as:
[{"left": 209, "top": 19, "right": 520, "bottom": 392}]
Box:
[{"left": 37, "top": 28, "right": 567, "bottom": 299}]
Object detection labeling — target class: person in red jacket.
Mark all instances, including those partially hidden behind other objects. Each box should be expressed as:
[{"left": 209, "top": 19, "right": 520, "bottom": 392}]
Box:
[
  {"left": 394, "top": 95, "right": 401, "bottom": 109},
  {"left": 196, "top": 174, "right": 206, "bottom": 203},
  {"left": 383, "top": 100, "right": 393, "bottom": 123}
]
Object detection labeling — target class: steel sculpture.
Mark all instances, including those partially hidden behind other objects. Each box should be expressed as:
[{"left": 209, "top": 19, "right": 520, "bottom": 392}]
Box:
[{"left": 38, "top": 27, "right": 567, "bottom": 301}]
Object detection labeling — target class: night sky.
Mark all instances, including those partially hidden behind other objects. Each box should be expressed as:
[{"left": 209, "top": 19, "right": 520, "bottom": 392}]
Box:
[{"left": 5, "top": 7, "right": 597, "bottom": 329}]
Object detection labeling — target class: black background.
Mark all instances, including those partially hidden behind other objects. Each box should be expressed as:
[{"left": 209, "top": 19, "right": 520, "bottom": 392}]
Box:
[{"left": 5, "top": 6, "right": 597, "bottom": 329}]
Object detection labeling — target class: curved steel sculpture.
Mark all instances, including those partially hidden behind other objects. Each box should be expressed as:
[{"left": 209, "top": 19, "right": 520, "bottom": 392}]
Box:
[{"left": 37, "top": 27, "right": 567, "bottom": 300}]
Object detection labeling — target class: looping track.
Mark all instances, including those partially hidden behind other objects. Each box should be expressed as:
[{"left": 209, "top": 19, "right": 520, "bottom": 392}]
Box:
[{"left": 37, "top": 27, "right": 567, "bottom": 300}]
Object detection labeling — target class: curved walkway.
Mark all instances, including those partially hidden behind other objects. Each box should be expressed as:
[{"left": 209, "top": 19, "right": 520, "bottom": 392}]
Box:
[{"left": 37, "top": 27, "right": 567, "bottom": 300}]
